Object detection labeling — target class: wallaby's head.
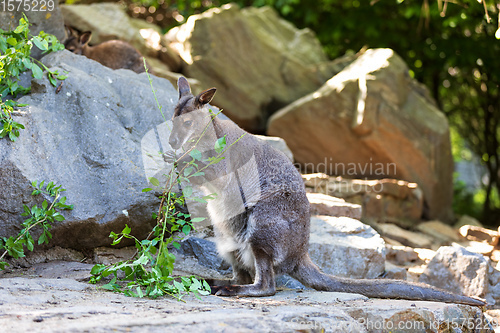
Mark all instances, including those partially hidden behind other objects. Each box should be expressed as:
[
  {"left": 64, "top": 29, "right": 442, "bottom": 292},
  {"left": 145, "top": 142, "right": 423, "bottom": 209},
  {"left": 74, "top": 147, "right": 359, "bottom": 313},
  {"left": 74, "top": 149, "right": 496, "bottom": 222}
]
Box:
[
  {"left": 169, "top": 77, "right": 217, "bottom": 150},
  {"left": 64, "top": 30, "right": 92, "bottom": 55}
]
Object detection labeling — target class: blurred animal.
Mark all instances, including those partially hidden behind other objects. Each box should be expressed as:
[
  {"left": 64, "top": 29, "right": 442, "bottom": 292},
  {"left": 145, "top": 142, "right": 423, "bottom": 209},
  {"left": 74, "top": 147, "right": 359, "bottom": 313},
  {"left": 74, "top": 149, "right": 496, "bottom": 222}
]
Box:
[
  {"left": 64, "top": 27, "right": 147, "bottom": 73},
  {"left": 168, "top": 76, "right": 485, "bottom": 306}
]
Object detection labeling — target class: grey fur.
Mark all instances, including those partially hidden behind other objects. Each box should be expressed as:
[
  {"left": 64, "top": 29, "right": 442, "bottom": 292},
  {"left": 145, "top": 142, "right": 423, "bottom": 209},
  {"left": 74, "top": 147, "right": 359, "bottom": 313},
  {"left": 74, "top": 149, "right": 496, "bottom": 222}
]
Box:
[{"left": 169, "top": 77, "right": 485, "bottom": 306}]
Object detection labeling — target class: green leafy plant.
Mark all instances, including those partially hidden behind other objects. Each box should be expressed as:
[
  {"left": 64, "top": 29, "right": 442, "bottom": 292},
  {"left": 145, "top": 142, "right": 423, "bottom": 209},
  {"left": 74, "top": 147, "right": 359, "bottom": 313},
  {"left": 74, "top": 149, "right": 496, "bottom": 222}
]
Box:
[
  {"left": 89, "top": 62, "right": 245, "bottom": 300},
  {"left": 0, "top": 99, "right": 26, "bottom": 141},
  {"left": 0, "top": 16, "right": 66, "bottom": 141},
  {"left": 0, "top": 181, "right": 74, "bottom": 270}
]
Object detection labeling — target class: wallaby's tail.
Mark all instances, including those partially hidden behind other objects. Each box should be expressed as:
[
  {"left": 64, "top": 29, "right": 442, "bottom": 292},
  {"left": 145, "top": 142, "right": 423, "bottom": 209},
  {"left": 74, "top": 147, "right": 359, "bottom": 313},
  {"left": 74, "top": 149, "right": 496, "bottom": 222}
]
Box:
[{"left": 290, "top": 254, "right": 485, "bottom": 306}]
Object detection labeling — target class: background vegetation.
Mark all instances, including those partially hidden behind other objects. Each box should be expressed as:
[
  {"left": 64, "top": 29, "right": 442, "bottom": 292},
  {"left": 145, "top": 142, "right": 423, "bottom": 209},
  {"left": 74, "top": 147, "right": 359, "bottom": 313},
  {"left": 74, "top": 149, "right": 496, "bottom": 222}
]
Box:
[{"left": 111, "top": 0, "right": 500, "bottom": 226}]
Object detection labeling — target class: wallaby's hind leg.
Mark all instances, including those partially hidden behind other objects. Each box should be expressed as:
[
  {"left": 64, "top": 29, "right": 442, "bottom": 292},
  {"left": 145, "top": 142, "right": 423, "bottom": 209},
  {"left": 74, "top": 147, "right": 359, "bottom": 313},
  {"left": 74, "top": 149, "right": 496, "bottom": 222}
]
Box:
[
  {"left": 205, "top": 264, "right": 253, "bottom": 287},
  {"left": 232, "top": 265, "right": 254, "bottom": 285},
  {"left": 211, "top": 248, "right": 276, "bottom": 297}
]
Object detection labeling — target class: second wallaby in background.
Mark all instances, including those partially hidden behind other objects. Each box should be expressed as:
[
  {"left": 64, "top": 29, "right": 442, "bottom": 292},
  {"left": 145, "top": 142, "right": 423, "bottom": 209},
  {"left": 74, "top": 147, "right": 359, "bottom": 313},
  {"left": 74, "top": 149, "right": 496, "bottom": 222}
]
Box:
[
  {"left": 64, "top": 27, "right": 146, "bottom": 74},
  {"left": 168, "top": 76, "right": 485, "bottom": 306}
]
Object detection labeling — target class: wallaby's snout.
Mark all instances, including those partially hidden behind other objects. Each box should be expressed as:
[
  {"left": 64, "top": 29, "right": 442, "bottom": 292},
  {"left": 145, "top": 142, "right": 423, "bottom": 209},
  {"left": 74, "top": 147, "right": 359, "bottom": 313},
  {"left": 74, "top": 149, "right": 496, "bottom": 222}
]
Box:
[{"left": 168, "top": 135, "right": 181, "bottom": 150}]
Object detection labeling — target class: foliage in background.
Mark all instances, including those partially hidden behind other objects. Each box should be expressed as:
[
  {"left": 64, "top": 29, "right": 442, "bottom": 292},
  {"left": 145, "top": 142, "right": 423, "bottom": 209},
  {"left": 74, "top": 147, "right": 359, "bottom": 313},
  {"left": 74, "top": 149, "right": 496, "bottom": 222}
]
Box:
[
  {"left": 0, "top": 181, "right": 73, "bottom": 270},
  {"left": 0, "top": 16, "right": 66, "bottom": 141},
  {"left": 131, "top": 0, "right": 499, "bottom": 225}
]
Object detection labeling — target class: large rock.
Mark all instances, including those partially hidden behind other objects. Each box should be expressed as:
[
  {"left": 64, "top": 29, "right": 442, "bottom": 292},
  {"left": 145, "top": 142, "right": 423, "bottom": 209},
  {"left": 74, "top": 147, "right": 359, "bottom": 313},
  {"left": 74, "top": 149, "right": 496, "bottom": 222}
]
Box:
[
  {"left": 165, "top": 4, "right": 340, "bottom": 133},
  {"left": 0, "top": 4, "right": 66, "bottom": 59},
  {"left": 306, "top": 192, "right": 362, "bottom": 219},
  {"left": 309, "top": 216, "right": 386, "bottom": 279},
  {"left": 377, "top": 223, "right": 433, "bottom": 249},
  {"left": 419, "top": 246, "right": 490, "bottom": 302},
  {"left": 0, "top": 50, "right": 178, "bottom": 250},
  {"left": 303, "top": 173, "right": 423, "bottom": 227},
  {"left": 268, "top": 48, "right": 454, "bottom": 221}
]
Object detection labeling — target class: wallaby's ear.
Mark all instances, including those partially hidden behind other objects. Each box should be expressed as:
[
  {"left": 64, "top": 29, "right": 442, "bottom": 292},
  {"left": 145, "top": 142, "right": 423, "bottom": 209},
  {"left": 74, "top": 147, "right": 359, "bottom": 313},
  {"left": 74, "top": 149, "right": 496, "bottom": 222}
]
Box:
[
  {"left": 196, "top": 88, "right": 216, "bottom": 105},
  {"left": 177, "top": 77, "right": 191, "bottom": 98},
  {"left": 65, "top": 25, "right": 74, "bottom": 39},
  {"left": 79, "top": 31, "right": 92, "bottom": 46}
]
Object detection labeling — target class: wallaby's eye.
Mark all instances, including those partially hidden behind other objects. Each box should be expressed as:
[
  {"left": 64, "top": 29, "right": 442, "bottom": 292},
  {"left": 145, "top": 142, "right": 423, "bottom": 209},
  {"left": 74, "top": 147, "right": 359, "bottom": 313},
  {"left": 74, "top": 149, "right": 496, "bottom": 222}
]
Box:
[{"left": 184, "top": 120, "right": 192, "bottom": 127}]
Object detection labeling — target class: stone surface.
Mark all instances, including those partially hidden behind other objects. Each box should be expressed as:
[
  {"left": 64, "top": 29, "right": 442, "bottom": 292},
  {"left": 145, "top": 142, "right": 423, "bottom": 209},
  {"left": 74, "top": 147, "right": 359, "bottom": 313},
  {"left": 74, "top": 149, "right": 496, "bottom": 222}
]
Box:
[
  {"left": 377, "top": 223, "right": 433, "bottom": 249},
  {"left": 174, "top": 237, "right": 231, "bottom": 275},
  {"left": 166, "top": 4, "right": 339, "bottom": 133},
  {"left": 303, "top": 173, "right": 424, "bottom": 227},
  {"left": 463, "top": 241, "right": 495, "bottom": 256},
  {"left": 383, "top": 261, "right": 408, "bottom": 280},
  {"left": 60, "top": 3, "right": 159, "bottom": 57},
  {"left": 385, "top": 245, "right": 419, "bottom": 265},
  {"left": 269, "top": 48, "right": 454, "bottom": 222},
  {"left": 254, "top": 135, "right": 294, "bottom": 162},
  {"left": 0, "top": 271, "right": 493, "bottom": 332},
  {"left": 459, "top": 225, "right": 500, "bottom": 246},
  {"left": 0, "top": 4, "right": 66, "bottom": 59},
  {"left": 93, "top": 246, "right": 137, "bottom": 266},
  {"left": 416, "top": 220, "right": 463, "bottom": 244},
  {"left": 307, "top": 192, "right": 362, "bottom": 219},
  {"left": 0, "top": 50, "right": 178, "bottom": 250},
  {"left": 419, "top": 246, "right": 490, "bottom": 301},
  {"left": 455, "top": 214, "right": 484, "bottom": 229},
  {"left": 309, "top": 216, "right": 386, "bottom": 279}
]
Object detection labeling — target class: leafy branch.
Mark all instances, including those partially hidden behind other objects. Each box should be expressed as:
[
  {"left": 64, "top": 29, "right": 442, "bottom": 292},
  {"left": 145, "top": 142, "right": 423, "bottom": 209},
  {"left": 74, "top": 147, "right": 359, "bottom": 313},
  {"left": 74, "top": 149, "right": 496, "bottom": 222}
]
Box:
[
  {"left": 0, "top": 181, "right": 74, "bottom": 270},
  {"left": 0, "top": 15, "right": 66, "bottom": 141}
]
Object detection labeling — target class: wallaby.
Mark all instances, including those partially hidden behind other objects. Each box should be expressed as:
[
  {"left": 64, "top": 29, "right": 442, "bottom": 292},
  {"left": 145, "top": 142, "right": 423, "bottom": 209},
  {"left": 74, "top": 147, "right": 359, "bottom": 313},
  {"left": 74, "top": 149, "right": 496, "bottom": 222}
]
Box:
[
  {"left": 64, "top": 28, "right": 146, "bottom": 74},
  {"left": 168, "top": 76, "right": 485, "bottom": 306}
]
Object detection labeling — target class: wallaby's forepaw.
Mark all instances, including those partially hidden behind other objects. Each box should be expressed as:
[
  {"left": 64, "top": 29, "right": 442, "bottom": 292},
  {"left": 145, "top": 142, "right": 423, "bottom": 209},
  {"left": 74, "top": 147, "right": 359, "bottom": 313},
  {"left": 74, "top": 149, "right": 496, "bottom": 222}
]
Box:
[
  {"left": 162, "top": 151, "right": 176, "bottom": 164},
  {"left": 210, "top": 285, "right": 238, "bottom": 296}
]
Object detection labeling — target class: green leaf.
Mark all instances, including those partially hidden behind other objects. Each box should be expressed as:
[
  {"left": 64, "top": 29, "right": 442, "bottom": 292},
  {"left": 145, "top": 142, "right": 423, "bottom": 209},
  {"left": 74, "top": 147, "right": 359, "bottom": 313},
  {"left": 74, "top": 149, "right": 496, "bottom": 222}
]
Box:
[
  {"left": 183, "top": 166, "right": 194, "bottom": 177},
  {"left": 38, "top": 232, "right": 47, "bottom": 245},
  {"left": 190, "top": 172, "right": 205, "bottom": 177},
  {"left": 190, "top": 217, "right": 206, "bottom": 223},
  {"left": 21, "top": 57, "right": 32, "bottom": 69},
  {"left": 122, "top": 224, "right": 131, "bottom": 235},
  {"left": 52, "top": 213, "right": 65, "bottom": 221},
  {"left": 32, "top": 36, "right": 48, "bottom": 51},
  {"left": 136, "top": 286, "right": 144, "bottom": 298},
  {"left": 22, "top": 204, "right": 30, "bottom": 215},
  {"left": 133, "top": 255, "right": 149, "bottom": 266},
  {"left": 6, "top": 37, "right": 17, "bottom": 46},
  {"left": 214, "top": 136, "right": 227, "bottom": 154},
  {"left": 182, "top": 225, "right": 191, "bottom": 235},
  {"left": 48, "top": 74, "right": 56, "bottom": 87},
  {"left": 111, "top": 236, "right": 123, "bottom": 246},
  {"left": 189, "top": 149, "right": 202, "bottom": 161},
  {"left": 183, "top": 185, "right": 193, "bottom": 197},
  {"left": 90, "top": 264, "right": 107, "bottom": 275},
  {"left": 149, "top": 177, "right": 160, "bottom": 187},
  {"left": 5, "top": 237, "right": 25, "bottom": 258},
  {"left": 26, "top": 234, "right": 34, "bottom": 251},
  {"left": 31, "top": 64, "right": 43, "bottom": 79}
]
